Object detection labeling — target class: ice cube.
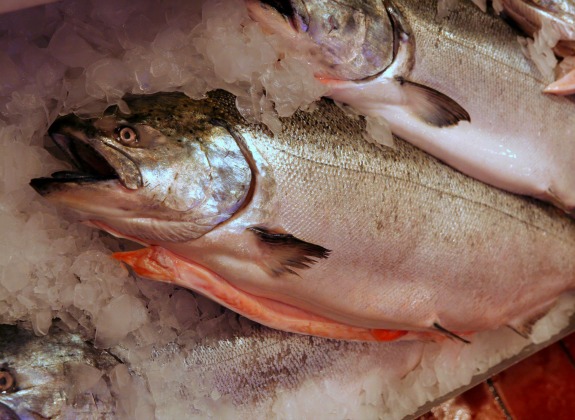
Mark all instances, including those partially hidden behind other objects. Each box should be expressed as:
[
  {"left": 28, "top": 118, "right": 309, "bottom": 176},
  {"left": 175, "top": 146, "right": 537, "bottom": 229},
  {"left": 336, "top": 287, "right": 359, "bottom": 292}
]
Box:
[{"left": 95, "top": 294, "right": 149, "bottom": 347}]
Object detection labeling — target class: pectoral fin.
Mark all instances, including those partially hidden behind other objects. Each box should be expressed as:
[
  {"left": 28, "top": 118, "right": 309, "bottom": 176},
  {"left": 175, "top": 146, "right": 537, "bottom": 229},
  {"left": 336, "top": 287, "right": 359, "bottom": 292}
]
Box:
[
  {"left": 396, "top": 77, "right": 471, "bottom": 127},
  {"left": 249, "top": 227, "right": 331, "bottom": 276}
]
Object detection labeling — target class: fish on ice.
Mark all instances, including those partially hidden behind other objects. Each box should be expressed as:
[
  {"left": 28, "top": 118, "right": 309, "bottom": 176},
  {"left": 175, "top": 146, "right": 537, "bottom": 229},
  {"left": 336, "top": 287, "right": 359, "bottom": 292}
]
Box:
[
  {"left": 30, "top": 90, "right": 575, "bottom": 342},
  {"left": 247, "top": 0, "right": 575, "bottom": 213}
]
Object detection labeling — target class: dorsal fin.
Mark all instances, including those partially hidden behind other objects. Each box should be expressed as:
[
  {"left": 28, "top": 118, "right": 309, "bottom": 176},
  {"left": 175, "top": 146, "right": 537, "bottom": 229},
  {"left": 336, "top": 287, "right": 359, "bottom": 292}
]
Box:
[{"left": 249, "top": 227, "right": 330, "bottom": 276}]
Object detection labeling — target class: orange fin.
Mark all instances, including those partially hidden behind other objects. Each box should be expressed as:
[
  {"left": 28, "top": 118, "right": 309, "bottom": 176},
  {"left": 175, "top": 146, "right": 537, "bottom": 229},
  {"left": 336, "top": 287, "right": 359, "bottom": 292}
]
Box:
[
  {"left": 113, "top": 246, "right": 420, "bottom": 342},
  {"left": 543, "top": 69, "right": 575, "bottom": 95}
]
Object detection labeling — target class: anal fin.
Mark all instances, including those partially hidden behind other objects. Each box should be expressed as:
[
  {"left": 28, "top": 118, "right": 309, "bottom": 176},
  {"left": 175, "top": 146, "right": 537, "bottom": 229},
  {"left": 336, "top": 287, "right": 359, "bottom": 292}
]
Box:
[
  {"left": 506, "top": 301, "right": 557, "bottom": 339},
  {"left": 395, "top": 76, "right": 471, "bottom": 127}
]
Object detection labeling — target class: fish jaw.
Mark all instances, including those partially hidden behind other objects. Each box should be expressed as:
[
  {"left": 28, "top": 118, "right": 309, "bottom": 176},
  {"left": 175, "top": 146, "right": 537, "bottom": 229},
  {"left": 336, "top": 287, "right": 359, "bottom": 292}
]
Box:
[{"left": 112, "top": 246, "right": 437, "bottom": 342}]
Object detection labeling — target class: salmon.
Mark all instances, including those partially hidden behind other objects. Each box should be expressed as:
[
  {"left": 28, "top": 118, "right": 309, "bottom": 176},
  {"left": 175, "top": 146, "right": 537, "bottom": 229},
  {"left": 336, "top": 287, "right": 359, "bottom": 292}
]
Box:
[{"left": 30, "top": 90, "right": 575, "bottom": 342}]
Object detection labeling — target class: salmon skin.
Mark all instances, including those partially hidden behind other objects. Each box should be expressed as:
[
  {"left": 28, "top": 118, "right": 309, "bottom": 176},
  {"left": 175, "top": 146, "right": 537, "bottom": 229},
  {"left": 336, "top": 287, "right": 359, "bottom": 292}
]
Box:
[
  {"left": 30, "top": 90, "right": 575, "bottom": 342},
  {"left": 247, "top": 0, "right": 575, "bottom": 213}
]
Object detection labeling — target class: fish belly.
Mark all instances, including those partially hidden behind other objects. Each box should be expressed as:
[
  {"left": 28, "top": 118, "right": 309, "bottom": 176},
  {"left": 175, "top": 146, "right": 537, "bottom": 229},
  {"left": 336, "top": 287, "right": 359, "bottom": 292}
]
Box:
[
  {"left": 255, "top": 140, "right": 575, "bottom": 333},
  {"left": 160, "top": 131, "right": 575, "bottom": 337},
  {"left": 331, "top": 0, "right": 575, "bottom": 211}
]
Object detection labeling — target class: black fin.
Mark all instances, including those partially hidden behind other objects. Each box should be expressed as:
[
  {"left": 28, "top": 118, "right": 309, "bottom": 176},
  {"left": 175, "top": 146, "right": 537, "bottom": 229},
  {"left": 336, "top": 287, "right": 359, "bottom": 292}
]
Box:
[
  {"left": 433, "top": 323, "right": 471, "bottom": 344},
  {"left": 249, "top": 227, "right": 331, "bottom": 276},
  {"left": 507, "top": 325, "right": 530, "bottom": 339},
  {"left": 395, "top": 76, "right": 471, "bottom": 127},
  {"left": 507, "top": 310, "right": 549, "bottom": 339}
]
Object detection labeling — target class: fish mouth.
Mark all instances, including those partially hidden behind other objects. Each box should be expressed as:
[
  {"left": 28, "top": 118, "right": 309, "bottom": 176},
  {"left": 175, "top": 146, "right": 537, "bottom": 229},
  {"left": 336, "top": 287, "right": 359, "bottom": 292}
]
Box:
[
  {"left": 30, "top": 117, "right": 141, "bottom": 195},
  {"left": 49, "top": 132, "right": 119, "bottom": 182},
  {"left": 30, "top": 131, "right": 119, "bottom": 195}
]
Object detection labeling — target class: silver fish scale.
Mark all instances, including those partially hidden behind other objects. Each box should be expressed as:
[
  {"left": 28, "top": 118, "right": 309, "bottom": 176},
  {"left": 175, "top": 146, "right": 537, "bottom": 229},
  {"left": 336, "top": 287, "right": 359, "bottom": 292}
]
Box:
[
  {"left": 251, "top": 95, "right": 574, "bottom": 244},
  {"left": 126, "top": 316, "right": 420, "bottom": 407}
]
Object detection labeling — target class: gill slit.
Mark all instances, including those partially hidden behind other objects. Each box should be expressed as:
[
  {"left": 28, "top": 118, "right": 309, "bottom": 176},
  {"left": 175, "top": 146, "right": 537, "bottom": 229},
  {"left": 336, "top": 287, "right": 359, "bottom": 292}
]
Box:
[
  {"left": 100, "top": 141, "right": 144, "bottom": 188},
  {"left": 208, "top": 119, "right": 261, "bottom": 222}
]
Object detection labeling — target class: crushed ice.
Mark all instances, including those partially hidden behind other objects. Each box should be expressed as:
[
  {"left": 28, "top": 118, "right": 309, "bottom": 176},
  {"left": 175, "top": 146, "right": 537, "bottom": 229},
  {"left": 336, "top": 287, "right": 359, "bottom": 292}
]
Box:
[{"left": 0, "top": 0, "right": 573, "bottom": 419}]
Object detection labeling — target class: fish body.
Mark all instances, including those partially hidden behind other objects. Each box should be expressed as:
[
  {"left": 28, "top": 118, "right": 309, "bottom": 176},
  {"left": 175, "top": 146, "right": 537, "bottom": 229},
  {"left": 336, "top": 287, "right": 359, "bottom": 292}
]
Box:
[
  {"left": 248, "top": 0, "right": 575, "bottom": 212},
  {"left": 30, "top": 90, "right": 575, "bottom": 341}
]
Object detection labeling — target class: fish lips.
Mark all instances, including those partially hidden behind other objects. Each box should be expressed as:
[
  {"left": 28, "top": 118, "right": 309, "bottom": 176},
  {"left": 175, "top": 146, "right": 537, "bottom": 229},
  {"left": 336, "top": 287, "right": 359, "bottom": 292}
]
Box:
[{"left": 30, "top": 118, "right": 142, "bottom": 196}]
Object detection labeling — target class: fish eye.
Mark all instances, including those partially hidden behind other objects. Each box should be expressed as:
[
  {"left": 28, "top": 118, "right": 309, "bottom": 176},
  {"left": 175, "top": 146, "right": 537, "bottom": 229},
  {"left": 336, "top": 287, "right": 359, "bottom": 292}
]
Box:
[
  {"left": 116, "top": 126, "right": 138, "bottom": 146},
  {"left": 0, "top": 369, "right": 15, "bottom": 392}
]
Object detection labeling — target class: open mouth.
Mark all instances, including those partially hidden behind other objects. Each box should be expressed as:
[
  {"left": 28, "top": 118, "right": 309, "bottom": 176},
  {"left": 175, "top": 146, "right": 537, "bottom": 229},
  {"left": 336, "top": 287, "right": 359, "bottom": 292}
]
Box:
[
  {"left": 29, "top": 125, "right": 122, "bottom": 195},
  {"left": 46, "top": 132, "right": 119, "bottom": 183}
]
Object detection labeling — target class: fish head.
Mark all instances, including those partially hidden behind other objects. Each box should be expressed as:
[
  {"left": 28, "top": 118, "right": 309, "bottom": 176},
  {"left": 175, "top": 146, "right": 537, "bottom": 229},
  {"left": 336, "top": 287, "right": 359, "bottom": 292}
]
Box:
[
  {"left": 30, "top": 92, "right": 253, "bottom": 243},
  {"left": 246, "top": 0, "right": 403, "bottom": 80},
  {"left": 0, "top": 325, "right": 120, "bottom": 419}
]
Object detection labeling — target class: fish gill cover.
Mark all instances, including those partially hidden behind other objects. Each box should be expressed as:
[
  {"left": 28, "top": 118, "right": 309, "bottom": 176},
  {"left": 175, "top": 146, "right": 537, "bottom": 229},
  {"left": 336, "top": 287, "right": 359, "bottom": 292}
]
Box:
[{"left": 0, "top": 0, "right": 573, "bottom": 419}]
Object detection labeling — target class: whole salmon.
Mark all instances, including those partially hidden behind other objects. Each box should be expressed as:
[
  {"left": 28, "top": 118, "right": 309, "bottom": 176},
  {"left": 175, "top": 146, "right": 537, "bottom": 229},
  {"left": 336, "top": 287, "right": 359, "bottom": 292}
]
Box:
[{"left": 30, "top": 90, "right": 575, "bottom": 342}]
